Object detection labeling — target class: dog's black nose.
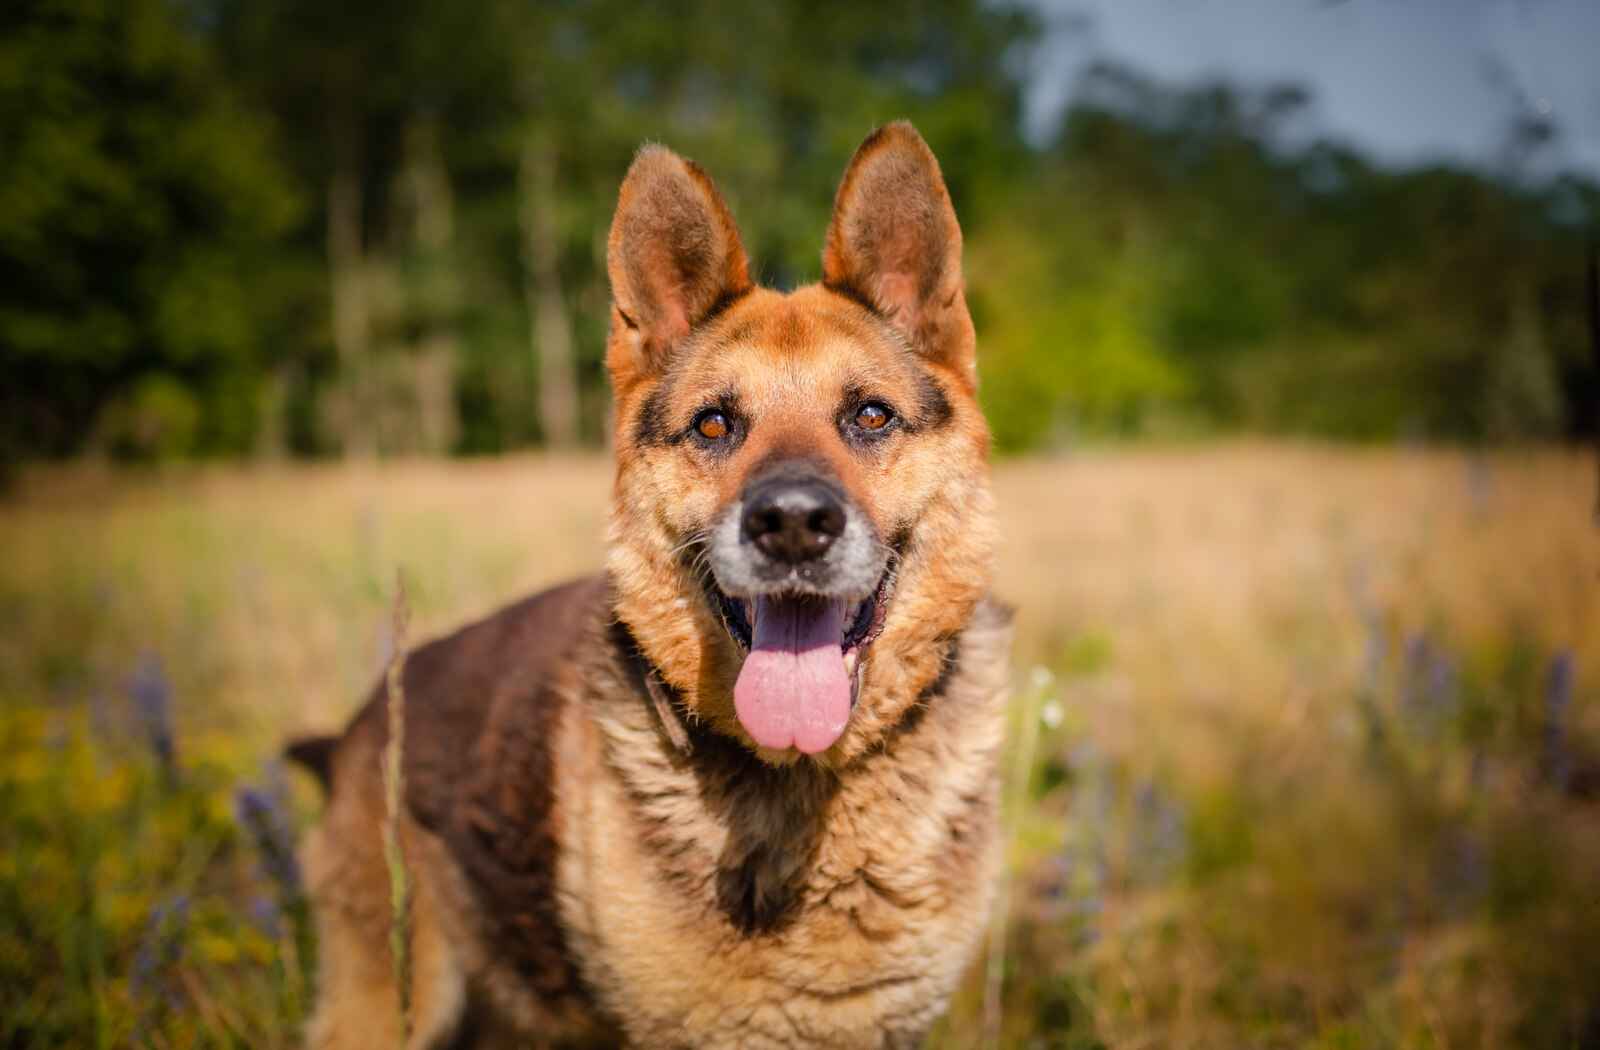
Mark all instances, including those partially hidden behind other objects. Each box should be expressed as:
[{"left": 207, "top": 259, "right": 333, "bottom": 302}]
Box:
[{"left": 742, "top": 478, "right": 846, "bottom": 564}]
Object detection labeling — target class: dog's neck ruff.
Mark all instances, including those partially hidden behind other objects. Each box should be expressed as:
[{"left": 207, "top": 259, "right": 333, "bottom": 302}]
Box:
[{"left": 610, "top": 619, "right": 696, "bottom": 755}]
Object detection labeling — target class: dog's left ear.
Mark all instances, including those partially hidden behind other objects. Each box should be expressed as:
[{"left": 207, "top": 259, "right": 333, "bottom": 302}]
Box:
[{"left": 823, "top": 121, "right": 975, "bottom": 385}]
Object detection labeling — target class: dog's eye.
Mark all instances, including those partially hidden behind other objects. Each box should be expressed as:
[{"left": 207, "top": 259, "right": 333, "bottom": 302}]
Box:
[
  {"left": 854, "top": 403, "right": 892, "bottom": 431},
  {"left": 695, "top": 410, "right": 731, "bottom": 441}
]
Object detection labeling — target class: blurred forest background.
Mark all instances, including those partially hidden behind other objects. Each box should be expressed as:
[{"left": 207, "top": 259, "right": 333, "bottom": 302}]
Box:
[
  {"left": 4, "top": 2, "right": 1600, "bottom": 1049},
  {"left": 4, "top": 0, "right": 1597, "bottom": 470}
]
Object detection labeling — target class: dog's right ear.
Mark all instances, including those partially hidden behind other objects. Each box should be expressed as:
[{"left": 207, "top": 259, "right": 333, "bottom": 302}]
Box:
[{"left": 606, "top": 146, "right": 751, "bottom": 387}]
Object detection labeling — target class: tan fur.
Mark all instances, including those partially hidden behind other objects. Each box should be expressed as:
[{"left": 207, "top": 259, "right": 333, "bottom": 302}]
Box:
[
  {"left": 557, "top": 602, "right": 1011, "bottom": 1047},
  {"left": 298, "top": 122, "right": 1010, "bottom": 1049}
]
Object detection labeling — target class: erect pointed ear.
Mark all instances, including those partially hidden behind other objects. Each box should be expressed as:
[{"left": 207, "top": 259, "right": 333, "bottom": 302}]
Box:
[
  {"left": 606, "top": 145, "right": 751, "bottom": 383},
  {"left": 822, "top": 122, "right": 975, "bottom": 384}
]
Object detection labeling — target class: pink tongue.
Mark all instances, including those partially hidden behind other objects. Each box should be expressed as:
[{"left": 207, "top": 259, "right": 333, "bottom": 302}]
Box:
[{"left": 733, "top": 596, "right": 852, "bottom": 755}]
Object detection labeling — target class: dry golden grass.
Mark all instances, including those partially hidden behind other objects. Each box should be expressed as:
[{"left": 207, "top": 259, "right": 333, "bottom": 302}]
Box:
[
  {"left": 1001, "top": 444, "right": 1595, "bottom": 680},
  {"left": 1, "top": 443, "right": 1595, "bottom": 1047},
  {"left": 996, "top": 444, "right": 1597, "bottom": 797},
  {"left": 7, "top": 444, "right": 1590, "bottom": 733}
]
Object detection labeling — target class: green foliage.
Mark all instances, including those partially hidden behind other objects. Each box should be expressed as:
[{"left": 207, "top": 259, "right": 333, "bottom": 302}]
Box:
[
  {"left": 972, "top": 68, "right": 1598, "bottom": 445},
  {"left": 1, "top": 3, "right": 1595, "bottom": 462},
  {"left": 197, "top": 0, "right": 1038, "bottom": 452},
  {"left": 0, "top": 708, "right": 315, "bottom": 1048},
  {"left": 0, "top": 0, "right": 301, "bottom": 463},
  {"left": 97, "top": 373, "right": 201, "bottom": 461},
  {"left": 970, "top": 172, "right": 1188, "bottom": 450},
  {"left": 933, "top": 636, "right": 1600, "bottom": 1048}
]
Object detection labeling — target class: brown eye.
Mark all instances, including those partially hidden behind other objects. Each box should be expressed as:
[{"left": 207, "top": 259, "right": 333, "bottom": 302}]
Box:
[
  {"left": 854, "top": 403, "right": 891, "bottom": 431},
  {"left": 695, "top": 410, "right": 730, "bottom": 440}
]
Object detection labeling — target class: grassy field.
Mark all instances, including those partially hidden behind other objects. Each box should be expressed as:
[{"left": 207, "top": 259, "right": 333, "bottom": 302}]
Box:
[{"left": 1, "top": 444, "right": 1597, "bottom": 1048}]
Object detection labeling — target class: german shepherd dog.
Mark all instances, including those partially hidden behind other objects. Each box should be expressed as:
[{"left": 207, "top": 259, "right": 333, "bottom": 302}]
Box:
[{"left": 291, "top": 121, "right": 1011, "bottom": 1049}]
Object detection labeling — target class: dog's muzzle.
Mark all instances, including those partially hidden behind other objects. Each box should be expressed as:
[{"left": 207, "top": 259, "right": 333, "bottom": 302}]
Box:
[{"left": 700, "top": 463, "right": 894, "bottom": 754}]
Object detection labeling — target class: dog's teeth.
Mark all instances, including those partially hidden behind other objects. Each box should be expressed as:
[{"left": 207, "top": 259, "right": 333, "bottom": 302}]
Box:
[{"left": 843, "top": 650, "right": 858, "bottom": 675}]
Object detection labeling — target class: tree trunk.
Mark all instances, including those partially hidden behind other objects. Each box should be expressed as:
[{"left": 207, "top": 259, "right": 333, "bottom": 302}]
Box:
[
  {"left": 327, "top": 104, "right": 373, "bottom": 458},
  {"left": 400, "top": 114, "right": 459, "bottom": 456},
  {"left": 519, "top": 131, "right": 579, "bottom": 449},
  {"left": 255, "top": 363, "right": 291, "bottom": 460},
  {"left": 1588, "top": 239, "right": 1599, "bottom": 524},
  {"left": 1487, "top": 269, "right": 1560, "bottom": 441}
]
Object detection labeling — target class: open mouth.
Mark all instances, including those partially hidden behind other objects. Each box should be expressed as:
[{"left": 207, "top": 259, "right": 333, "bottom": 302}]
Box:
[
  {"left": 702, "top": 567, "right": 895, "bottom": 755},
  {"left": 710, "top": 570, "right": 892, "bottom": 661}
]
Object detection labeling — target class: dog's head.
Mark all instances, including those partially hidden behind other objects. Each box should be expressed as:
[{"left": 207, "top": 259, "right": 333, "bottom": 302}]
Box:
[{"left": 605, "top": 122, "right": 996, "bottom": 765}]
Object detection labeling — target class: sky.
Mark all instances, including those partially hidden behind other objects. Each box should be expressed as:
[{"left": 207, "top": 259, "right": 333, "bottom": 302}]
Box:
[{"left": 1023, "top": 0, "right": 1600, "bottom": 178}]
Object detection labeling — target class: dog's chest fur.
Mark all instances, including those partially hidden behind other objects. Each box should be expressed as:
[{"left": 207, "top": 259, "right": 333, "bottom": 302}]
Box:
[
  {"left": 377, "top": 579, "right": 1010, "bottom": 1048},
  {"left": 406, "top": 583, "right": 1010, "bottom": 1048},
  {"left": 545, "top": 600, "right": 1011, "bottom": 1048}
]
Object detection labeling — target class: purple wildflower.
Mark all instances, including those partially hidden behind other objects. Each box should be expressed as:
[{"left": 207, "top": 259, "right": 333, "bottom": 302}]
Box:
[
  {"left": 127, "top": 651, "right": 176, "bottom": 773},
  {"left": 1058, "top": 740, "right": 1110, "bottom": 948},
  {"left": 1401, "top": 632, "right": 1430, "bottom": 713},
  {"left": 235, "top": 764, "right": 318, "bottom": 992},
  {"left": 1133, "top": 780, "right": 1187, "bottom": 881},
  {"left": 1400, "top": 631, "right": 1456, "bottom": 731},
  {"left": 132, "top": 896, "right": 191, "bottom": 998},
  {"left": 248, "top": 894, "right": 283, "bottom": 939},
  {"left": 1543, "top": 650, "right": 1575, "bottom": 790},
  {"left": 234, "top": 774, "right": 303, "bottom": 895},
  {"left": 1429, "top": 650, "right": 1457, "bottom": 713}
]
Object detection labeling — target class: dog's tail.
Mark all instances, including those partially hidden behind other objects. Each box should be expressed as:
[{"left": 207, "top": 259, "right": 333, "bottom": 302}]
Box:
[{"left": 285, "top": 735, "right": 339, "bottom": 793}]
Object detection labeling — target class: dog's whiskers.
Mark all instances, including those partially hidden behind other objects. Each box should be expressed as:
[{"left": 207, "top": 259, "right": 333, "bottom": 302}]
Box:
[{"left": 667, "top": 530, "right": 711, "bottom": 561}]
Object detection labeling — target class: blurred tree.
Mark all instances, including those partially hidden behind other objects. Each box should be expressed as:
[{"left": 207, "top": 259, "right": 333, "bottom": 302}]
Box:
[
  {"left": 447, "top": 0, "right": 1041, "bottom": 446},
  {"left": 2, "top": 3, "right": 1594, "bottom": 462},
  {"left": 206, "top": 0, "right": 426, "bottom": 456},
  {"left": 974, "top": 61, "right": 1599, "bottom": 444},
  {"left": 0, "top": 0, "right": 298, "bottom": 463}
]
